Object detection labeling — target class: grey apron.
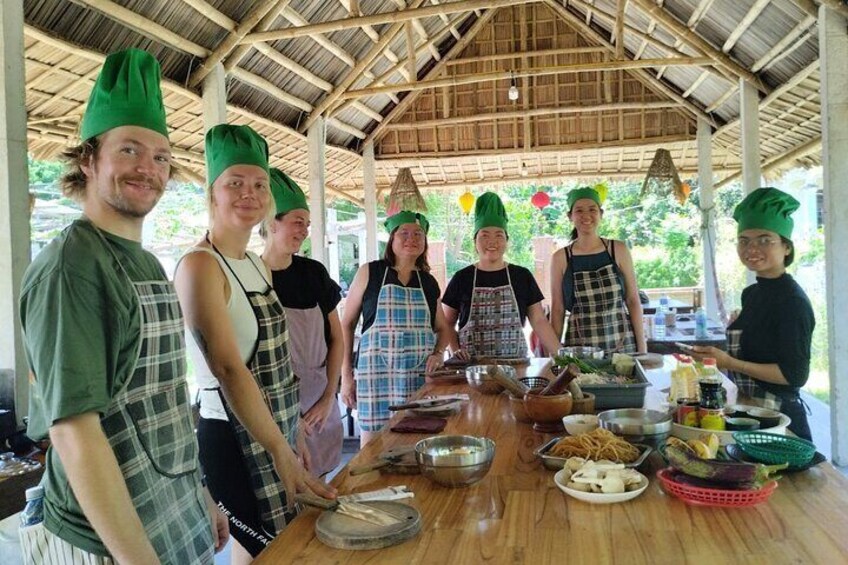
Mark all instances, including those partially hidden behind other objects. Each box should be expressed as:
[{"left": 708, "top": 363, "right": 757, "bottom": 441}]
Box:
[{"left": 284, "top": 305, "right": 343, "bottom": 477}]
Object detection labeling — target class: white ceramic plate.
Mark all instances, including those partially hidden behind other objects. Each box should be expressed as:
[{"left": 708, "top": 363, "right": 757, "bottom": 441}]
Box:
[{"left": 554, "top": 468, "right": 649, "bottom": 504}]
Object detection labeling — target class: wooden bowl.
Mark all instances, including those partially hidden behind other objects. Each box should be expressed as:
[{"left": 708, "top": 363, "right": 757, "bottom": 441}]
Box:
[
  {"left": 523, "top": 389, "right": 573, "bottom": 433},
  {"left": 570, "top": 392, "right": 596, "bottom": 415},
  {"left": 507, "top": 394, "right": 531, "bottom": 423}
]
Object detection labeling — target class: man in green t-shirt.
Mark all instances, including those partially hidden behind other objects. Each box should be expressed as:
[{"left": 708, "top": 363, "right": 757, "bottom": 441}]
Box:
[{"left": 19, "top": 49, "right": 226, "bottom": 564}]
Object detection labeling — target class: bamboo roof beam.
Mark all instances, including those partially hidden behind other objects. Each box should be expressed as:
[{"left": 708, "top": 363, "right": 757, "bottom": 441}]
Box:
[
  {"left": 722, "top": 0, "right": 770, "bottom": 53},
  {"left": 241, "top": 0, "right": 534, "bottom": 44},
  {"left": 298, "top": 0, "right": 429, "bottom": 134},
  {"left": 705, "top": 86, "right": 738, "bottom": 113},
  {"left": 682, "top": 71, "right": 709, "bottom": 98},
  {"left": 381, "top": 101, "right": 682, "bottom": 129},
  {"left": 688, "top": 0, "right": 717, "bottom": 28},
  {"left": 178, "top": 0, "right": 236, "bottom": 32},
  {"left": 762, "top": 32, "right": 814, "bottom": 72},
  {"left": 229, "top": 67, "right": 313, "bottom": 113},
  {"left": 715, "top": 136, "right": 822, "bottom": 189},
  {"left": 252, "top": 43, "right": 333, "bottom": 92},
  {"left": 279, "top": 6, "right": 358, "bottom": 70},
  {"left": 366, "top": 8, "right": 498, "bottom": 143},
  {"left": 446, "top": 46, "right": 608, "bottom": 65},
  {"left": 30, "top": 67, "right": 100, "bottom": 116},
  {"left": 387, "top": 0, "right": 440, "bottom": 57},
  {"left": 341, "top": 57, "right": 713, "bottom": 99},
  {"left": 751, "top": 15, "right": 816, "bottom": 72},
  {"left": 349, "top": 101, "right": 384, "bottom": 122},
  {"left": 189, "top": 0, "right": 288, "bottom": 87},
  {"left": 431, "top": 0, "right": 463, "bottom": 40},
  {"left": 336, "top": 0, "right": 380, "bottom": 42},
  {"left": 221, "top": 1, "right": 292, "bottom": 73},
  {"left": 628, "top": 0, "right": 770, "bottom": 94},
  {"left": 71, "top": 0, "right": 210, "bottom": 58},
  {"left": 541, "top": 0, "right": 716, "bottom": 127},
  {"left": 615, "top": 0, "right": 627, "bottom": 60},
  {"left": 326, "top": 117, "right": 367, "bottom": 139}
]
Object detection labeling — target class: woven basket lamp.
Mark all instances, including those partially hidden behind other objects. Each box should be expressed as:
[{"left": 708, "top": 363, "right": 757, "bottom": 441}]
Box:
[
  {"left": 386, "top": 167, "right": 427, "bottom": 216},
  {"left": 641, "top": 148, "right": 683, "bottom": 199}
]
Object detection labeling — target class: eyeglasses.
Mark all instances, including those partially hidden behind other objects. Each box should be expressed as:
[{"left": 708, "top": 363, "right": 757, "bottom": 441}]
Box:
[
  {"left": 396, "top": 230, "right": 425, "bottom": 240},
  {"left": 736, "top": 235, "right": 778, "bottom": 249}
]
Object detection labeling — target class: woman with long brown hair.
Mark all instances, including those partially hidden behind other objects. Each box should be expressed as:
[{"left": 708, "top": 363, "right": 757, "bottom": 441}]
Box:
[{"left": 340, "top": 211, "right": 453, "bottom": 446}]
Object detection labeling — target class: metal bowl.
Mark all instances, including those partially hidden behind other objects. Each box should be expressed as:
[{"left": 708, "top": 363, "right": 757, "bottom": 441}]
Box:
[
  {"left": 465, "top": 365, "right": 514, "bottom": 395},
  {"left": 414, "top": 435, "right": 496, "bottom": 488},
  {"left": 598, "top": 409, "right": 672, "bottom": 449},
  {"left": 557, "top": 346, "right": 605, "bottom": 360}
]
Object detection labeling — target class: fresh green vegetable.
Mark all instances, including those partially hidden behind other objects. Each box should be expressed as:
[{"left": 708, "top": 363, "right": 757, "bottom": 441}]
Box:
[{"left": 553, "top": 355, "right": 598, "bottom": 374}]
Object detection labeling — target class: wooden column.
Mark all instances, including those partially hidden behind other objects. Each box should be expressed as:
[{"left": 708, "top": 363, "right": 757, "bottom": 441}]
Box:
[
  {"left": 308, "top": 116, "right": 328, "bottom": 265},
  {"left": 697, "top": 117, "right": 720, "bottom": 322},
  {"left": 739, "top": 79, "right": 761, "bottom": 195},
  {"left": 0, "top": 0, "right": 30, "bottom": 426},
  {"left": 202, "top": 62, "right": 227, "bottom": 132},
  {"left": 820, "top": 4, "right": 848, "bottom": 466},
  {"left": 362, "top": 140, "right": 378, "bottom": 262}
]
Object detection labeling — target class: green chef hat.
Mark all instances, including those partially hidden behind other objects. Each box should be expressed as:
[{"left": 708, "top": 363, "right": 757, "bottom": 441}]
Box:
[
  {"left": 80, "top": 49, "right": 168, "bottom": 142},
  {"left": 270, "top": 169, "right": 309, "bottom": 214},
  {"left": 567, "top": 186, "right": 602, "bottom": 210},
  {"left": 205, "top": 124, "right": 269, "bottom": 187},
  {"left": 473, "top": 192, "right": 508, "bottom": 236},
  {"left": 384, "top": 211, "right": 429, "bottom": 234},
  {"left": 733, "top": 187, "right": 800, "bottom": 240}
]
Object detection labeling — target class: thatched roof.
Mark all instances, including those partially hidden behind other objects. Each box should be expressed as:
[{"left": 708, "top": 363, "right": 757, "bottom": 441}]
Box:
[{"left": 22, "top": 0, "right": 835, "bottom": 202}]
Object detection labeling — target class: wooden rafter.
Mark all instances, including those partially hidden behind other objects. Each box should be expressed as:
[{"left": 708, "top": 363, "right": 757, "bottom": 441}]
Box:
[
  {"left": 341, "top": 58, "right": 713, "bottom": 99},
  {"left": 230, "top": 67, "right": 313, "bottom": 113},
  {"left": 722, "top": 0, "right": 770, "bottom": 53},
  {"left": 446, "top": 46, "right": 608, "bottom": 65},
  {"left": 178, "top": 0, "right": 235, "bottom": 32},
  {"left": 715, "top": 136, "right": 822, "bottom": 189},
  {"left": 751, "top": 15, "right": 816, "bottom": 73},
  {"left": 628, "top": 0, "right": 770, "bottom": 94},
  {"left": 279, "top": 6, "right": 357, "bottom": 69},
  {"left": 241, "top": 0, "right": 533, "bottom": 44},
  {"left": 189, "top": 1, "right": 286, "bottom": 87},
  {"left": 222, "top": 1, "right": 292, "bottom": 72}
]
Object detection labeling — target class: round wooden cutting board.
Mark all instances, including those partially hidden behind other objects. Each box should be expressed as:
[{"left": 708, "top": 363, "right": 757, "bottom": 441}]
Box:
[{"left": 314, "top": 501, "right": 422, "bottom": 550}]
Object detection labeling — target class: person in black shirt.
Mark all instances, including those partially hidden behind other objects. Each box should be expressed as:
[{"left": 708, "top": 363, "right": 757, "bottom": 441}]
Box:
[
  {"left": 443, "top": 192, "right": 561, "bottom": 359},
  {"left": 261, "top": 169, "right": 343, "bottom": 477},
  {"left": 692, "top": 188, "right": 815, "bottom": 440},
  {"left": 341, "top": 211, "right": 453, "bottom": 446}
]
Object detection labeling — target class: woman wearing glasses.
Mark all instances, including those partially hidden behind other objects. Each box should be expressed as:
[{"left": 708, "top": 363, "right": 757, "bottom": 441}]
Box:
[
  {"left": 340, "top": 211, "right": 453, "bottom": 446},
  {"left": 550, "top": 186, "right": 646, "bottom": 354},
  {"left": 692, "top": 188, "right": 815, "bottom": 440}
]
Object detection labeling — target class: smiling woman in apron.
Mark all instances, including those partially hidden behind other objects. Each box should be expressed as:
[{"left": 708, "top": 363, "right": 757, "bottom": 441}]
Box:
[
  {"left": 692, "top": 188, "right": 815, "bottom": 441},
  {"left": 260, "top": 169, "right": 344, "bottom": 478},
  {"left": 341, "top": 211, "right": 454, "bottom": 447},
  {"left": 175, "top": 125, "right": 336, "bottom": 563},
  {"left": 442, "top": 192, "right": 562, "bottom": 360},
  {"left": 550, "top": 186, "right": 646, "bottom": 354}
]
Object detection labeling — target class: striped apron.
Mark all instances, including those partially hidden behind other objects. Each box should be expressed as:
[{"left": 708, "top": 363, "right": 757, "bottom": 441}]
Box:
[
  {"left": 209, "top": 245, "right": 301, "bottom": 547},
  {"left": 22, "top": 236, "right": 214, "bottom": 564},
  {"left": 355, "top": 267, "right": 435, "bottom": 432},
  {"left": 458, "top": 265, "right": 528, "bottom": 359},
  {"left": 725, "top": 329, "right": 782, "bottom": 410},
  {"left": 563, "top": 242, "right": 636, "bottom": 353}
]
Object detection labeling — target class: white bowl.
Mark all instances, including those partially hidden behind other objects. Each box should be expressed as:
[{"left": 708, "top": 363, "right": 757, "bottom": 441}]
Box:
[
  {"left": 670, "top": 413, "right": 790, "bottom": 446},
  {"left": 562, "top": 414, "right": 600, "bottom": 436},
  {"left": 554, "top": 468, "right": 649, "bottom": 504}
]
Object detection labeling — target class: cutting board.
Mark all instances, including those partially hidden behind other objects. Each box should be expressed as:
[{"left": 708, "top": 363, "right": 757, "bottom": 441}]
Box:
[{"left": 314, "top": 501, "right": 421, "bottom": 550}]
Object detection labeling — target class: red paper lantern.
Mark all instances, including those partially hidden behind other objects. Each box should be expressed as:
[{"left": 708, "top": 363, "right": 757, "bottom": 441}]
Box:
[{"left": 531, "top": 191, "right": 551, "bottom": 210}]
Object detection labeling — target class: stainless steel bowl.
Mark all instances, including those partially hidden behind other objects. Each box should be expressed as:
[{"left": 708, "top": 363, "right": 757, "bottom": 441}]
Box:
[
  {"left": 597, "top": 409, "right": 672, "bottom": 449},
  {"left": 557, "top": 346, "right": 605, "bottom": 360},
  {"left": 465, "top": 365, "right": 514, "bottom": 395},
  {"left": 414, "top": 435, "right": 496, "bottom": 488}
]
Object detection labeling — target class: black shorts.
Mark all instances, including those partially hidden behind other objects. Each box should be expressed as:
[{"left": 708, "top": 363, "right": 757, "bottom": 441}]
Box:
[{"left": 197, "top": 417, "right": 271, "bottom": 557}]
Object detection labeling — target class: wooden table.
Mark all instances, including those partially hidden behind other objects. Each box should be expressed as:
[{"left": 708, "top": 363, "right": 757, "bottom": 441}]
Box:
[{"left": 256, "top": 360, "right": 848, "bottom": 564}]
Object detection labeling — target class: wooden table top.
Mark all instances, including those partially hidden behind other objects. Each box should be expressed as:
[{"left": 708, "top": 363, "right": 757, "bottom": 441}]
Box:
[{"left": 255, "top": 360, "right": 848, "bottom": 564}]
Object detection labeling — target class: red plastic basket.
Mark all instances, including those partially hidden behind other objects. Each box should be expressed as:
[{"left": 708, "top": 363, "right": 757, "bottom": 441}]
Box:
[{"left": 656, "top": 468, "right": 778, "bottom": 507}]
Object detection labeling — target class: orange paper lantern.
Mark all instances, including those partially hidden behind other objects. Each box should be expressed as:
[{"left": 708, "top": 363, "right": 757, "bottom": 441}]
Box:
[{"left": 459, "top": 190, "right": 475, "bottom": 215}]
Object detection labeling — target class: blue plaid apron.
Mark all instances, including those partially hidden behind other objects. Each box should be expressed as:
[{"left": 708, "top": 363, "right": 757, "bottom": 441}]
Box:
[
  {"left": 209, "top": 241, "right": 301, "bottom": 544},
  {"left": 725, "top": 329, "right": 783, "bottom": 410},
  {"left": 563, "top": 242, "right": 636, "bottom": 353},
  {"left": 458, "top": 265, "right": 528, "bottom": 359},
  {"left": 355, "top": 267, "right": 436, "bottom": 431}
]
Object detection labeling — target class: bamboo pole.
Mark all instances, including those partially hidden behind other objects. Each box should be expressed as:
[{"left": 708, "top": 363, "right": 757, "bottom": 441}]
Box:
[
  {"left": 178, "top": 0, "right": 236, "bottom": 31},
  {"left": 722, "top": 0, "right": 770, "bottom": 53},
  {"left": 189, "top": 0, "right": 286, "bottom": 86},
  {"left": 751, "top": 15, "right": 816, "bottom": 72},
  {"left": 230, "top": 67, "right": 314, "bottom": 113},
  {"left": 241, "top": 0, "right": 534, "bottom": 44},
  {"left": 341, "top": 58, "right": 713, "bottom": 99},
  {"left": 715, "top": 136, "right": 822, "bottom": 189},
  {"left": 73, "top": 0, "right": 209, "bottom": 58},
  {"left": 628, "top": 0, "right": 770, "bottom": 94},
  {"left": 222, "top": 1, "right": 292, "bottom": 72},
  {"left": 446, "top": 46, "right": 608, "bottom": 65},
  {"left": 615, "top": 0, "right": 627, "bottom": 60},
  {"left": 252, "top": 43, "right": 333, "bottom": 92}
]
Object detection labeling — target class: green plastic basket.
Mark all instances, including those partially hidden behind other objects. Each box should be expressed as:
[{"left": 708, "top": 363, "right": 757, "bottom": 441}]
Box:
[{"left": 732, "top": 431, "right": 816, "bottom": 468}]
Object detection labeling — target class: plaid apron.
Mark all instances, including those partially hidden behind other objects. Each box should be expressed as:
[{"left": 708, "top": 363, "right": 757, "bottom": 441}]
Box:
[
  {"left": 458, "top": 265, "right": 528, "bottom": 358},
  {"left": 210, "top": 244, "right": 301, "bottom": 542},
  {"left": 22, "top": 228, "right": 216, "bottom": 564},
  {"left": 725, "top": 329, "right": 783, "bottom": 410},
  {"left": 355, "top": 267, "right": 435, "bottom": 431},
  {"left": 284, "top": 305, "right": 342, "bottom": 477},
  {"left": 563, "top": 242, "right": 636, "bottom": 353}
]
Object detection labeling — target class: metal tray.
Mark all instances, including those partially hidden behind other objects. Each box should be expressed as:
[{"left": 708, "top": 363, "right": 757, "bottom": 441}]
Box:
[
  {"left": 533, "top": 437, "right": 653, "bottom": 471},
  {"left": 572, "top": 360, "right": 651, "bottom": 409}
]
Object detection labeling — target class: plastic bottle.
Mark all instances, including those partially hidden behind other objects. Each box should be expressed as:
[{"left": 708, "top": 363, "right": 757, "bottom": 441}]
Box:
[
  {"left": 20, "top": 486, "right": 44, "bottom": 527},
  {"left": 659, "top": 295, "right": 669, "bottom": 310},
  {"left": 695, "top": 307, "right": 709, "bottom": 339},
  {"left": 653, "top": 308, "right": 666, "bottom": 339}
]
